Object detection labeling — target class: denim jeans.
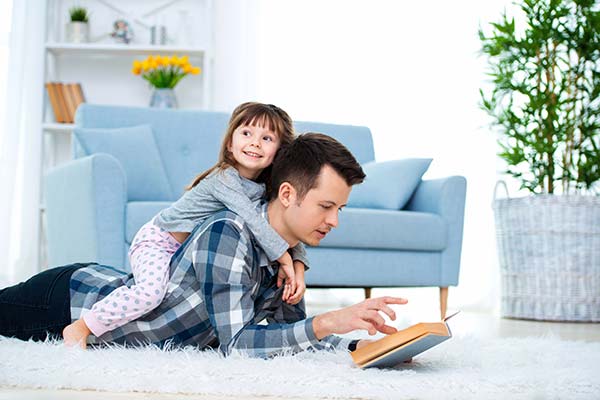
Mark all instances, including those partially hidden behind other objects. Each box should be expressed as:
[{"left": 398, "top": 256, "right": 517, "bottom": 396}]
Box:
[{"left": 0, "top": 263, "right": 93, "bottom": 341}]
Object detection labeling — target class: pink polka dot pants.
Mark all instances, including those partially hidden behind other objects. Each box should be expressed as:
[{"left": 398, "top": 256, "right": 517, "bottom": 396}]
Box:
[{"left": 83, "top": 220, "right": 181, "bottom": 337}]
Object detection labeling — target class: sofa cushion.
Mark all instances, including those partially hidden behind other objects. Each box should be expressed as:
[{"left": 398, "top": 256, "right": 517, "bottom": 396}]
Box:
[
  {"left": 347, "top": 159, "right": 432, "bottom": 210},
  {"left": 74, "top": 124, "right": 172, "bottom": 201},
  {"left": 294, "top": 121, "right": 375, "bottom": 164},
  {"left": 125, "top": 201, "right": 173, "bottom": 243},
  {"left": 321, "top": 208, "right": 446, "bottom": 251},
  {"left": 76, "top": 105, "right": 232, "bottom": 199},
  {"left": 126, "top": 202, "right": 447, "bottom": 252}
]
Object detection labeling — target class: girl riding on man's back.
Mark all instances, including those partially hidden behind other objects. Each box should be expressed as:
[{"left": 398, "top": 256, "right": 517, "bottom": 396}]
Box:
[{"left": 63, "top": 102, "right": 309, "bottom": 348}]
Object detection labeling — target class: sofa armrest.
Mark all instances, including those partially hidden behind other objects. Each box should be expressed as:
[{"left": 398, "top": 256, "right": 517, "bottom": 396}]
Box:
[
  {"left": 44, "top": 154, "right": 127, "bottom": 268},
  {"left": 405, "top": 176, "right": 467, "bottom": 286}
]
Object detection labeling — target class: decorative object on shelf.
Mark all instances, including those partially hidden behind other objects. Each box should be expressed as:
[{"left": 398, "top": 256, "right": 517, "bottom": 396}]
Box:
[
  {"left": 132, "top": 54, "right": 201, "bottom": 108},
  {"left": 66, "top": 6, "right": 90, "bottom": 43},
  {"left": 111, "top": 19, "right": 134, "bottom": 44},
  {"left": 480, "top": 0, "right": 600, "bottom": 322},
  {"left": 150, "top": 14, "right": 168, "bottom": 45},
  {"left": 150, "top": 25, "right": 167, "bottom": 45}
]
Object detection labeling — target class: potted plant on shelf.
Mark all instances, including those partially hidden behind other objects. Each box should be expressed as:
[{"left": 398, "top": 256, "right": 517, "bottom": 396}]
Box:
[
  {"left": 132, "top": 54, "right": 201, "bottom": 108},
  {"left": 66, "top": 6, "right": 90, "bottom": 43},
  {"left": 479, "top": 0, "right": 600, "bottom": 321}
]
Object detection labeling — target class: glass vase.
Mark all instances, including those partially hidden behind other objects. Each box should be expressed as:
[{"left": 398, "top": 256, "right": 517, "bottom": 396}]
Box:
[{"left": 149, "top": 88, "right": 178, "bottom": 108}]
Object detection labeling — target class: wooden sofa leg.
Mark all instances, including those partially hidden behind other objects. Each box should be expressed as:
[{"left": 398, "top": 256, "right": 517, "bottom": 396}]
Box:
[
  {"left": 439, "top": 287, "right": 448, "bottom": 320},
  {"left": 364, "top": 287, "right": 372, "bottom": 299}
]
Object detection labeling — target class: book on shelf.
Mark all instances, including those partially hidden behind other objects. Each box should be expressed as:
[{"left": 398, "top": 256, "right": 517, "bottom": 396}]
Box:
[
  {"left": 71, "top": 83, "right": 86, "bottom": 105},
  {"left": 65, "top": 83, "right": 86, "bottom": 122},
  {"left": 45, "top": 82, "right": 86, "bottom": 124},
  {"left": 351, "top": 311, "right": 460, "bottom": 369},
  {"left": 45, "top": 82, "right": 66, "bottom": 123},
  {"left": 62, "top": 83, "right": 77, "bottom": 123},
  {"left": 54, "top": 83, "right": 70, "bottom": 123}
]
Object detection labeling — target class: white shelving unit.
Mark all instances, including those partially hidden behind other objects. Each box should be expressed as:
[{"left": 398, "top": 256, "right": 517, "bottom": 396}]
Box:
[
  {"left": 42, "top": 0, "right": 214, "bottom": 163},
  {"left": 46, "top": 42, "right": 209, "bottom": 56},
  {"left": 41, "top": 122, "right": 75, "bottom": 133},
  {"left": 40, "top": 0, "right": 215, "bottom": 268}
]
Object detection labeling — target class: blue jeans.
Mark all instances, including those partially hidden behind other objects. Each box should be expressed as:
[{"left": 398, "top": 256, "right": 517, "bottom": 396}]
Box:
[{"left": 0, "top": 263, "right": 93, "bottom": 341}]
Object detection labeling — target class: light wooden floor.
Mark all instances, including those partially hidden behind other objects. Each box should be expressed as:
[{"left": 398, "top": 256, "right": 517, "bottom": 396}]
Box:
[{"left": 2, "top": 290, "right": 598, "bottom": 400}]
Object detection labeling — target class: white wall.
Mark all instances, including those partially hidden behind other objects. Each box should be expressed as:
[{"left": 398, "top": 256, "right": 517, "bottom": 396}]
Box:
[{"left": 232, "top": 0, "right": 518, "bottom": 315}]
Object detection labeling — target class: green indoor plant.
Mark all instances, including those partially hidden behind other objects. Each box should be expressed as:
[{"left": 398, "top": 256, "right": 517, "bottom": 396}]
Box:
[
  {"left": 66, "top": 6, "right": 90, "bottom": 43},
  {"left": 69, "top": 6, "right": 89, "bottom": 23},
  {"left": 479, "top": 0, "right": 600, "bottom": 195},
  {"left": 479, "top": 0, "right": 600, "bottom": 322}
]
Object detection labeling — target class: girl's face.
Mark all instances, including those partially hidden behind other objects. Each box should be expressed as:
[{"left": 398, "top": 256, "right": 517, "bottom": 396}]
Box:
[{"left": 228, "top": 123, "right": 280, "bottom": 180}]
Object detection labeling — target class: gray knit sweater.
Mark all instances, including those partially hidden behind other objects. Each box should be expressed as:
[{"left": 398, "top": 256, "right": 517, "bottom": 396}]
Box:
[{"left": 154, "top": 167, "right": 307, "bottom": 264}]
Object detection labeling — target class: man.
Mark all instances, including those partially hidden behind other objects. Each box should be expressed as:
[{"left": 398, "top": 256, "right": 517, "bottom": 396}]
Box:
[{"left": 0, "top": 133, "right": 407, "bottom": 356}]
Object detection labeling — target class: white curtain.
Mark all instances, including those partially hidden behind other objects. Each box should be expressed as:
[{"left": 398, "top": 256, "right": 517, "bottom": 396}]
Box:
[{"left": 0, "top": 0, "right": 47, "bottom": 286}]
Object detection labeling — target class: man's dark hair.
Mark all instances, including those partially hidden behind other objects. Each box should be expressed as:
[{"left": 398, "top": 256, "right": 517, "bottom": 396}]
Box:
[{"left": 269, "top": 132, "right": 366, "bottom": 201}]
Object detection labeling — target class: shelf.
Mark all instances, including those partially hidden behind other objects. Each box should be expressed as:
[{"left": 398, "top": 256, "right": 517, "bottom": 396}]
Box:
[
  {"left": 45, "top": 42, "right": 207, "bottom": 57},
  {"left": 42, "top": 122, "right": 75, "bottom": 133}
]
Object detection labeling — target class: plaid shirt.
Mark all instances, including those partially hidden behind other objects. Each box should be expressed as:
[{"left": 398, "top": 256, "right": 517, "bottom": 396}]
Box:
[{"left": 70, "top": 209, "right": 351, "bottom": 357}]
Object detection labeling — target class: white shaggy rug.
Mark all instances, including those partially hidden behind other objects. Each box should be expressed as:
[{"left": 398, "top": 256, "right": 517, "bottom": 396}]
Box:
[{"left": 0, "top": 335, "right": 598, "bottom": 400}]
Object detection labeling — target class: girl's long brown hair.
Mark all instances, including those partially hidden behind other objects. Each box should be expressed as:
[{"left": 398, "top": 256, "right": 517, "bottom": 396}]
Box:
[{"left": 185, "top": 102, "right": 295, "bottom": 191}]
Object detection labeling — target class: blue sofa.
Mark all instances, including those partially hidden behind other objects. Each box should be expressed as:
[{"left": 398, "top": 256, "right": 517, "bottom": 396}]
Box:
[{"left": 45, "top": 104, "right": 466, "bottom": 317}]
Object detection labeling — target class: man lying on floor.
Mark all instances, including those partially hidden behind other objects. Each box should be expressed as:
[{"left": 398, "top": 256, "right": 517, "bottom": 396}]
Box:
[{"left": 0, "top": 133, "right": 408, "bottom": 357}]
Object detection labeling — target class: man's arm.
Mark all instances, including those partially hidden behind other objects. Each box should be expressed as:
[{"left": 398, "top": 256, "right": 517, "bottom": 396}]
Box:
[
  {"left": 195, "top": 218, "right": 324, "bottom": 357},
  {"left": 266, "top": 293, "right": 409, "bottom": 352},
  {"left": 312, "top": 296, "right": 408, "bottom": 339},
  {"left": 266, "top": 297, "right": 355, "bottom": 352}
]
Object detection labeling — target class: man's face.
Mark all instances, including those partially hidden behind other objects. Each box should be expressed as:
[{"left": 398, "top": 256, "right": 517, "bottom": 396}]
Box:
[{"left": 284, "top": 165, "right": 352, "bottom": 246}]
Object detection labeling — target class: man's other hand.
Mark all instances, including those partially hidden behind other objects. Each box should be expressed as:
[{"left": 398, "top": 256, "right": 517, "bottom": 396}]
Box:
[{"left": 312, "top": 296, "right": 408, "bottom": 340}]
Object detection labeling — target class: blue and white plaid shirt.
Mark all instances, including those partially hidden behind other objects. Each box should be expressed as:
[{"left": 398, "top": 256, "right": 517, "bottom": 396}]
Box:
[{"left": 70, "top": 209, "right": 351, "bottom": 357}]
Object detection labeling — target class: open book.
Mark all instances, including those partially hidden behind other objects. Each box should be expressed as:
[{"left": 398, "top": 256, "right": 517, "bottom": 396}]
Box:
[{"left": 351, "top": 311, "right": 459, "bottom": 369}]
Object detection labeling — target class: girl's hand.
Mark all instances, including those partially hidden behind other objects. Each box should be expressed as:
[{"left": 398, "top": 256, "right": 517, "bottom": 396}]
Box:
[
  {"left": 286, "top": 261, "right": 306, "bottom": 305},
  {"left": 277, "top": 252, "right": 296, "bottom": 301}
]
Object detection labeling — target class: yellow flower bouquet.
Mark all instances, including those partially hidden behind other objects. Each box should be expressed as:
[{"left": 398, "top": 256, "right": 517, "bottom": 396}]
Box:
[{"left": 132, "top": 55, "right": 201, "bottom": 89}]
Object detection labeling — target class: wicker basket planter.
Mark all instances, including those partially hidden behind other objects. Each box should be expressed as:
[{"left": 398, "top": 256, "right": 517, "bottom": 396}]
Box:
[{"left": 493, "top": 185, "right": 600, "bottom": 322}]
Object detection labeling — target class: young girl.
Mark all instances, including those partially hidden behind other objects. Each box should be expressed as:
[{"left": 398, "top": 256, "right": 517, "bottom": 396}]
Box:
[{"left": 63, "top": 102, "right": 308, "bottom": 347}]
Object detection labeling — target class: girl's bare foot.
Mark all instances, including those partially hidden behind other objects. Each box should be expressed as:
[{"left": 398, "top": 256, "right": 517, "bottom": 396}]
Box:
[{"left": 62, "top": 319, "right": 91, "bottom": 349}]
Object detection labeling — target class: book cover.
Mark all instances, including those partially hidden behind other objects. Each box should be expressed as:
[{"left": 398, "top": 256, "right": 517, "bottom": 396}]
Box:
[
  {"left": 54, "top": 83, "right": 70, "bottom": 124},
  {"left": 45, "top": 82, "right": 64, "bottom": 123},
  {"left": 351, "top": 311, "right": 459, "bottom": 369},
  {"left": 72, "top": 83, "right": 86, "bottom": 108},
  {"left": 62, "top": 83, "right": 77, "bottom": 123},
  {"left": 65, "top": 83, "right": 84, "bottom": 119}
]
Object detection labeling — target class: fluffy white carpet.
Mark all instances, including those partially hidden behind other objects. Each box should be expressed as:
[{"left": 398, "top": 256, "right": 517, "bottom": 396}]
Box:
[{"left": 0, "top": 335, "right": 598, "bottom": 400}]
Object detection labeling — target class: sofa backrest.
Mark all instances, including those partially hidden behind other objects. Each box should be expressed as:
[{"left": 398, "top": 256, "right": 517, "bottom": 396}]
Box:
[{"left": 74, "top": 104, "right": 375, "bottom": 201}]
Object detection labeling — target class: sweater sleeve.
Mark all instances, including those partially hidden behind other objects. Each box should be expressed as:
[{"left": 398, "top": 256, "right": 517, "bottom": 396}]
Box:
[
  {"left": 266, "top": 298, "right": 353, "bottom": 353},
  {"left": 290, "top": 242, "right": 310, "bottom": 270},
  {"left": 211, "top": 173, "right": 289, "bottom": 262}
]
